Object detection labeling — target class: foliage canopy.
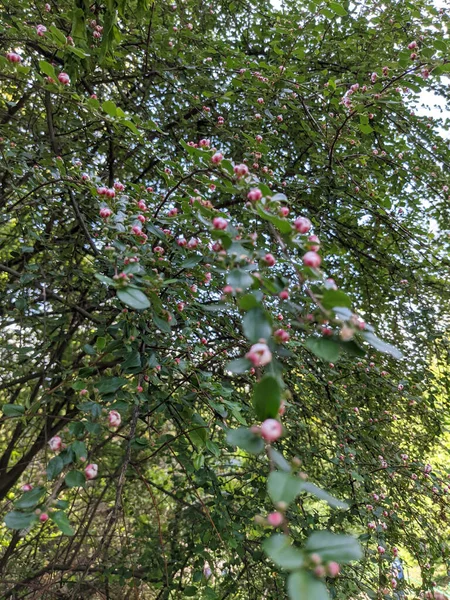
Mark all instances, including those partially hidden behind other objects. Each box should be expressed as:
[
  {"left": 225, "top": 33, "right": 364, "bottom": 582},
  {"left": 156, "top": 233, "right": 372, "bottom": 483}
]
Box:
[{"left": 1, "top": 0, "right": 450, "bottom": 598}]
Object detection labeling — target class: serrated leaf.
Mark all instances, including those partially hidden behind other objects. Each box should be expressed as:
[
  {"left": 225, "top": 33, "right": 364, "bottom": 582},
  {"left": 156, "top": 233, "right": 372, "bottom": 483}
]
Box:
[
  {"left": 304, "top": 337, "right": 340, "bottom": 362},
  {"left": 47, "top": 456, "right": 64, "bottom": 480},
  {"left": 268, "top": 471, "right": 304, "bottom": 505},
  {"left": 322, "top": 290, "right": 352, "bottom": 310},
  {"left": 329, "top": 2, "right": 347, "bottom": 16},
  {"left": 4, "top": 511, "right": 38, "bottom": 530},
  {"left": 71, "top": 441, "right": 87, "bottom": 461},
  {"left": 267, "top": 447, "right": 291, "bottom": 472},
  {"left": 39, "top": 60, "right": 57, "bottom": 80},
  {"left": 300, "top": 482, "right": 348, "bottom": 509},
  {"left": 102, "top": 100, "right": 117, "bottom": 117},
  {"left": 305, "top": 531, "right": 362, "bottom": 563},
  {"left": 14, "top": 487, "right": 46, "bottom": 510},
  {"left": 227, "top": 268, "right": 254, "bottom": 290},
  {"left": 226, "top": 357, "right": 252, "bottom": 373},
  {"left": 65, "top": 470, "right": 86, "bottom": 488},
  {"left": 287, "top": 570, "right": 330, "bottom": 600},
  {"left": 49, "top": 25, "right": 67, "bottom": 45},
  {"left": 263, "top": 535, "right": 304, "bottom": 570},
  {"left": 242, "top": 307, "right": 272, "bottom": 343},
  {"left": 117, "top": 287, "right": 150, "bottom": 310},
  {"left": 96, "top": 377, "right": 128, "bottom": 395},
  {"left": 226, "top": 427, "right": 264, "bottom": 454},
  {"left": 253, "top": 375, "right": 281, "bottom": 420},
  {"left": 2, "top": 404, "right": 25, "bottom": 417},
  {"left": 51, "top": 511, "right": 75, "bottom": 536},
  {"left": 363, "top": 332, "right": 403, "bottom": 359}
]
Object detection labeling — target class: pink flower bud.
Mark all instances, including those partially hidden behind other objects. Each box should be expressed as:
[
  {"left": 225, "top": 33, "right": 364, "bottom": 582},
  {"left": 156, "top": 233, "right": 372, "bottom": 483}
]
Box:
[
  {"left": 267, "top": 511, "right": 283, "bottom": 527},
  {"left": 85, "top": 463, "right": 98, "bottom": 480},
  {"left": 245, "top": 342, "right": 272, "bottom": 367},
  {"left": 48, "top": 436, "right": 62, "bottom": 451},
  {"left": 21, "top": 483, "right": 33, "bottom": 492},
  {"left": 108, "top": 410, "right": 121, "bottom": 428},
  {"left": 294, "top": 216, "right": 312, "bottom": 233},
  {"left": 279, "top": 206, "right": 289, "bottom": 217},
  {"left": 211, "top": 152, "right": 223, "bottom": 164},
  {"left": 234, "top": 164, "right": 249, "bottom": 177},
  {"left": 36, "top": 25, "right": 47, "bottom": 36},
  {"left": 212, "top": 216, "right": 228, "bottom": 230},
  {"left": 377, "top": 545, "right": 386, "bottom": 554},
  {"left": 6, "top": 52, "right": 22, "bottom": 63},
  {"left": 274, "top": 329, "right": 290, "bottom": 343},
  {"left": 279, "top": 290, "right": 289, "bottom": 300},
  {"left": 58, "top": 72, "right": 70, "bottom": 85},
  {"left": 264, "top": 253, "right": 276, "bottom": 266},
  {"left": 260, "top": 418, "right": 282, "bottom": 442},
  {"left": 199, "top": 138, "right": 210, "bottom": 147},
  {"left": 99, "top": 207, "right": 112, "bottom": 219},
  {"left": 303, "top": 251, "right": 321, "bottom": 268},
  {"left": 39, "top": 512, "right": 49, "bottom": 522},
  {"left": 247, "top": 188, "right": 263, "bottom": 202},
  {"left": 327, "top": 562, "right": 340, "bottom": 577}
]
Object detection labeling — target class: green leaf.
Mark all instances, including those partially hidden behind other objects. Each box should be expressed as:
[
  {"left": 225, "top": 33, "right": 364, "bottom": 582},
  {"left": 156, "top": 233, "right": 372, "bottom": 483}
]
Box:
[
  {"left": 117, "top": 287, "right": 150, "bottom": 310},
  {"left": 14, "top": 487, "right": 46, "bottom": 510},
  {"left": 340, "top": 341, "right": 365, "bottom": 357},
  {"left": 184, "top": 586, "right": 198, "bottom": 597},
  {"left": 268, "top": 471, "right": 304, "bottom": 505},
  {"left": 65, "top": 470, "right": 86, "bottom": 488},
  {"left": 39, "top": 60, "right": 57, "bottom": 80},
  {"left": 362, "top": 332, "right": 403, "bottom": 359},
  {"left": 122, "top": 119, "right": 140, "bottom": 134},
  {"left": 226, "top": 357, "right": 252, "bottom": 373},
  {"left": 153, "top": 313, "right": 172, "bottom": 333},
  {"left": 51, "top": 511, "right": 75, "bottom": 536},
  {"left": 328, "top": 2, "right": 348, "bottom": 16},
  {"left": 287, "top": 570, "right": 330, "bottom": 600},
  {"left": 321, "top": 290, "right": 352, "bottom": 310},
  {"left": 267, "top": 447, "right": 291, "bottom": 472},
  {"left": 304, "top": 337, "right": 340, "bottom": 362},
  {"left": 102, "top": 100, "right": 117, "bottom": 117},
  {"left": 49, "top": 25, "right": 67, "bottom": 45},
  {"left": 253, "top": 375, "right": 281, "bottom": 420},
  {"left": 227, "top": 268, "right": 254, "bottom": 290},
  {"left": 238, "top": 293, "right": 261, "bottom": 310},
  {"left": 4, "top": 511, "right": 38, "bottom": 530},
  {"left": 96, "top": 377, "right": 128, "bottom": 395},
  {"left": 434, "top": 40, "right": 447, "bottom": 52},
  {"left": 47, "top": 456, "right": 64, "bottom": 480},
  {"left": 256, "top": 204, "right": 292, "bottom": 234},
  {"left": 226, "top": 427, "right": 264, "bottom": 454},
  {"left": 263, "top": 535, "right": 304, "bottom": 570},
  {"left": 300, "top": 482, "right": 348, "bottom": 510},
  {"left": 242, "top": 307, "right": 272, "bottom": 343},
  {"left": 359, "top": 123, "right": 374, "bottom": 135},
  {"left": 2, "top": 404, "right": 25, "bottom": 417},
  {"left": 305, "top": 531, "right": 362, "bottom": 563}
]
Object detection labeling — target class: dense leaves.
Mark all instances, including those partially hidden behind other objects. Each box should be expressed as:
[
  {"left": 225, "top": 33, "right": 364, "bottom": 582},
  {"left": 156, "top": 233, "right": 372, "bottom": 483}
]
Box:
[{"left": 1, "top": 0, "right": 450, "bottom": 598}]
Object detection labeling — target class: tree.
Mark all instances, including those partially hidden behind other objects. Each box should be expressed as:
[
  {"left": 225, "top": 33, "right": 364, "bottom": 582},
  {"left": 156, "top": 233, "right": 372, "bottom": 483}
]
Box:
[{"left": 1, "top": 0, "right": 450, "bottom": 598}]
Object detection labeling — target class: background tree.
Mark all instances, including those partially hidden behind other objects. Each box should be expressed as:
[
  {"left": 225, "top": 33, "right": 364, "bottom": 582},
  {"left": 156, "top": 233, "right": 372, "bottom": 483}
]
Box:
[{"left": 1, "top": 0, "right": 450, "bottom": 598}]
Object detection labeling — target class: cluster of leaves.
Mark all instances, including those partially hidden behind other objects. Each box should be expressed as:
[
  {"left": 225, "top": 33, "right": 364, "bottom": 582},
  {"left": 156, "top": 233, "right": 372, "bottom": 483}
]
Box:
[{"left": 1, "top": 0, "right": 450, "bottom": 598}]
